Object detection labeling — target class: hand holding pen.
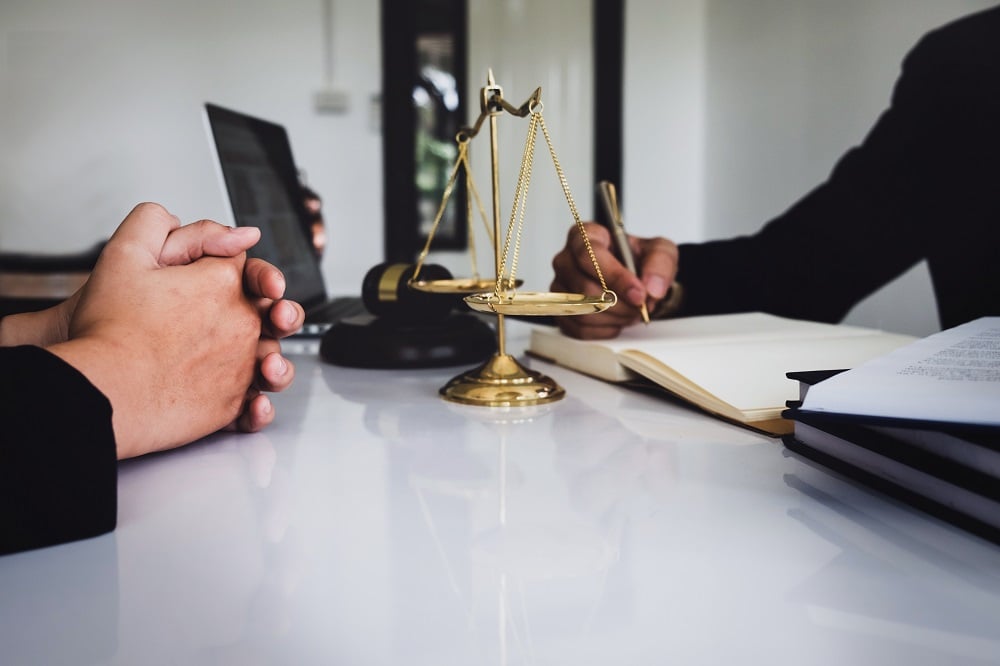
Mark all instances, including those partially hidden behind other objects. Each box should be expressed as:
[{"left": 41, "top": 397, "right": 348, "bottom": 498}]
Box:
[{"left": 550, "top": 182, "right": 679, "bottom": 339}]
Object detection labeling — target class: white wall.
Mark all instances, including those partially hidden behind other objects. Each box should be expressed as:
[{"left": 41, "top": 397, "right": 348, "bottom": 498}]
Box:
[
  {"left": 625, "top": 0, "right": 996, "bottom": 336},
  {"left": 623, "top": 0, "right": 707, "bottom": 245},
  {"left": 0, "top": 0, "right": 381, "bottom": 296}
]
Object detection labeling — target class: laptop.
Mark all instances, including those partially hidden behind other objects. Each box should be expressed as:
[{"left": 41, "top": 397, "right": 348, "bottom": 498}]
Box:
[{"left": 204, "top": 103, "right": 366, "bottom": 336}]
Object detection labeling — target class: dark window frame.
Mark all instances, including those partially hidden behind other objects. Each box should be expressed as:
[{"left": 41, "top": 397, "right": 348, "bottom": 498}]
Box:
[
  {"left": 593, "top": 0, "right": 624, "bottom": 210},
  {"left": 381, "top": 0, "right": 469, "bottom": 262},
  {"left": 381, "top": 0, "right": 621, "bottom": 261}
]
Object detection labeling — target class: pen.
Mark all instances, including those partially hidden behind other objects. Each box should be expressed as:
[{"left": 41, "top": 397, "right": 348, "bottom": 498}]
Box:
[{"left": 595, "top": 180, "right": 651, "bottom": 324}]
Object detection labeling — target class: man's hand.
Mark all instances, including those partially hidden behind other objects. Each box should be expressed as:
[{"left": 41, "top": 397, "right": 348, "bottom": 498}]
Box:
[
  {"left": 550, "top": 222, "right": 678, "bottom": 339},
  {"left": 157, "top": 217, "right": 305, "bottom": 433},
  {"left": 1, "top": 206, "right": 306, "bottom": 440},
  {"left": 44, "top": 203, "right": 302, "bottom": 458}
]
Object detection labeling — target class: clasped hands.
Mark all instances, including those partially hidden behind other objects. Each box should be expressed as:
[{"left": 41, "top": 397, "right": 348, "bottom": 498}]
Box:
[{"left": 2, "top": 203, "right": 305, "bottom": 459}]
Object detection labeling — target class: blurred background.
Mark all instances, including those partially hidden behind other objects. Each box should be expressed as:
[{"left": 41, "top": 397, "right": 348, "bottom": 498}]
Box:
[{"left": 1, "top": 0, "right": 994, "bottom": 335}]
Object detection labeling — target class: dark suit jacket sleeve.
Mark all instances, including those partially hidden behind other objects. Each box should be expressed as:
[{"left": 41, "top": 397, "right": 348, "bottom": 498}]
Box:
[
  {"left": 1, "top": 345, "right": 117, "bottom": 555},
  {"left": 674, "top": 7, "right": 1000, "bottom": 327}
]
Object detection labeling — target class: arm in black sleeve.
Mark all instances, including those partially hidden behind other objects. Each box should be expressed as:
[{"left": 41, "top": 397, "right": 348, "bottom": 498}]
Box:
[
  {"left": 675, "top": 7, "right": 1000, "bottom": 325},
  {"left": 1, "top": 345, "right": 117, "bottom": 555}
]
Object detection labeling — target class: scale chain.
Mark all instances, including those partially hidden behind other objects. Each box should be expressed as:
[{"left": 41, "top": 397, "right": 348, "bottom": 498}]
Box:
[
  {"left": 538, "top": 113, "right": 610, "bottom": 294},
  {"left": 496, "top": 107, "right": 539, "bottom": 297}
]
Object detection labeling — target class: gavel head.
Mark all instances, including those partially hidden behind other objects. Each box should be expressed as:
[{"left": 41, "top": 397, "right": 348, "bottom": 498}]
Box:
[{"left": 361, "top": 262, "right": 459, "bottom": 323}]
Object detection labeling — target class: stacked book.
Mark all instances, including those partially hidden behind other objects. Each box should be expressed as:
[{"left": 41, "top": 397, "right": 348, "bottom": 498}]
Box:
[{"left": 783, "top": 318, "right": 1000, "bottom": 543}]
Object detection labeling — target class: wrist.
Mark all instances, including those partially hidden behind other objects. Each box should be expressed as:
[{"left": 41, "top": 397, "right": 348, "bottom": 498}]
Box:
[
  {"left": 46, "top": 336, "right": 151, "bottom": 459},
  {"left": 0, "top": 311, "right": 41, "bottom": 346},
  {"left": 0, "top": 299, "right": 75, "bottom": 347}
]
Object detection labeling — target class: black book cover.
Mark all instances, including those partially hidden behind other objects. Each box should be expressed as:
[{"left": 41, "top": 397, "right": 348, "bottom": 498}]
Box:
[{"left": 782, "top": 369, "right": 1000, "bottom": 544}]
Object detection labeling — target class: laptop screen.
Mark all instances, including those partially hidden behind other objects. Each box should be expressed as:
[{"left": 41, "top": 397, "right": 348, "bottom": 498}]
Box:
[{"left": 204, "top": 103, "right": 327, "bottom": 310}]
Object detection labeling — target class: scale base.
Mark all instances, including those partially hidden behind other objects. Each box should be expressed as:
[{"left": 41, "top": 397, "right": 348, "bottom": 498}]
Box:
[{"left": 440, "top": 353, "right": 565, "bottom": 407}]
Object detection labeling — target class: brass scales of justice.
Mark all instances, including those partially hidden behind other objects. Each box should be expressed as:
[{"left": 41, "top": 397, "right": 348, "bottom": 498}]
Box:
[{"left": 408, "top": 70, "right": 617, "bottom": 407}]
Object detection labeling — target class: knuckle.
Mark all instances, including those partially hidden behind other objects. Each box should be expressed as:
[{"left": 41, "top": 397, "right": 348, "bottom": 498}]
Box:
[
  {"left": 551, "top": 250, "right": 567, "bottom": 271},
  {"left": 189, "top": 218, "right": 217, "bottom": 234},
  {"left": 133, "top": 201, "right": 166, "bottom": 216},
  {"left": 133, "top": 202, "right": 179, "bottom": 227},
  {"left": 98, "top": 239, "right": 133, "bottom": 263},
  {"left": 214, "top": 258, "right": 245, "bottom": 289}
]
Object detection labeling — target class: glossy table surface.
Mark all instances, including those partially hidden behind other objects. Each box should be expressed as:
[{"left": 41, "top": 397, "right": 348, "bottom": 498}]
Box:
[{"left": 4, "top": 322, "right": 1000, "bottom": 665}]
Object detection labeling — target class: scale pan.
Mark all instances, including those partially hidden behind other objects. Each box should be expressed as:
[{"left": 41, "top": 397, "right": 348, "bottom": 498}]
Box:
[
  {"left": 410, "top": 277, "right": 522, "bottom": 294},
  {"left": 464, "top": 290, "right": 616, "bottom": 316}
]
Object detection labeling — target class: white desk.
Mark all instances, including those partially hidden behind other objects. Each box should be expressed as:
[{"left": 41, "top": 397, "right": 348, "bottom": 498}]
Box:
[{"left": 3, "top": 322, "right": 1000, "bottom": 665}]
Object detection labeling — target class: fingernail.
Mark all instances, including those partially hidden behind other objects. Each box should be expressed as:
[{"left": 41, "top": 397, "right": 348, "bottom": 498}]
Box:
[
  {"left": 232, "top": 226, "right": 261, "bottom": 241},
  {"left": 275, "top": 356, "right": 288, "bottom": 376},
  {"left": 646, "top": 276, "right": 669, "bottom": 299}
]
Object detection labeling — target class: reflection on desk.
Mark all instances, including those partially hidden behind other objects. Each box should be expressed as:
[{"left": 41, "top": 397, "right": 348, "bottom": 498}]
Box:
[{"left": 2, "top": 322, "right": 1000, "bottom": 665}]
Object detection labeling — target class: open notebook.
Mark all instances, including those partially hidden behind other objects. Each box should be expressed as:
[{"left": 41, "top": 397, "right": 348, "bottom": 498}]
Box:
[{"left": 528, "top": 312, "right": 915, "bottom": 435}]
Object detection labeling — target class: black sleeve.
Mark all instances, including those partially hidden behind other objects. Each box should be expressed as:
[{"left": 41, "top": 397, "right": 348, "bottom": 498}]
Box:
[
  {"left": 1, "top": 345, "right": 117, "bottom": 555},
  {"left": 674, "top": 7, "right": 1000, "bottom": 324}
]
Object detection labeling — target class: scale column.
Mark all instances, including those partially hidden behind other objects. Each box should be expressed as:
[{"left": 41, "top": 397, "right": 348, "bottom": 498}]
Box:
[{"left": 487, "top": 72, "right": 507, "bottom": 358}]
